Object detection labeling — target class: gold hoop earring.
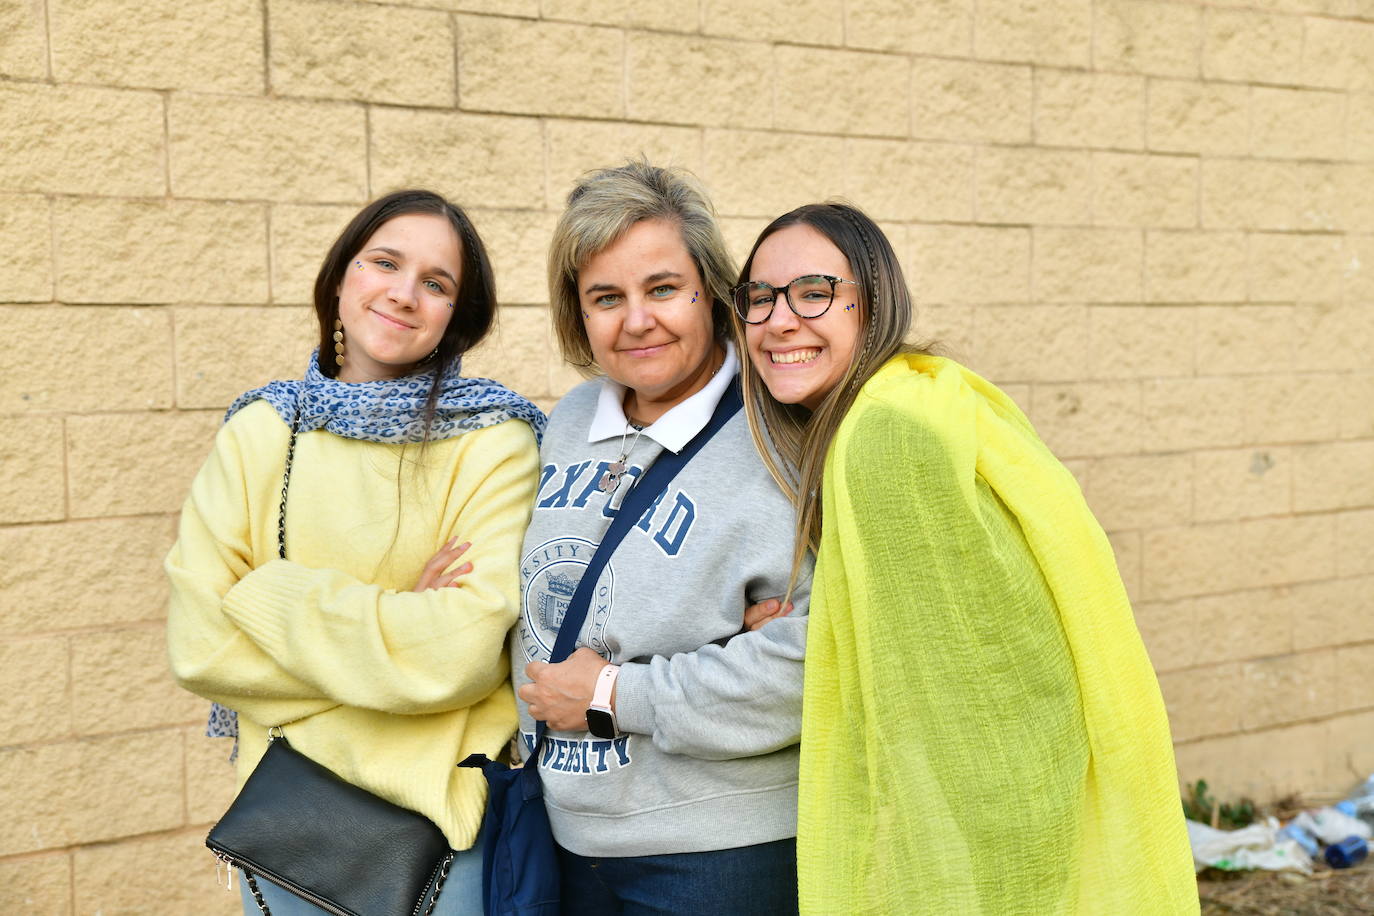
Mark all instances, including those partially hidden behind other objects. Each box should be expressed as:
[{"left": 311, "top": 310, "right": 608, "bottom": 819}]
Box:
[{"left": 333, "top": 318, "right": 345, "bottom": 366}]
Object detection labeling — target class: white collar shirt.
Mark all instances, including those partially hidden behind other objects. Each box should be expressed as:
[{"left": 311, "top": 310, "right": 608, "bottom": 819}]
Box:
[{"left": 585, "top": 340, "right": 740, "bottom": 454}]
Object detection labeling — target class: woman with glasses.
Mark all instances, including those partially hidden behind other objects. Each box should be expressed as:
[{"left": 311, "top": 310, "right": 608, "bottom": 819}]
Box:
[
  {"left": 731, "top": 203, "right": 1198, "bottom": 914},
  {"left": 512, "top": 161, "right": 809, "bottom": 914}
]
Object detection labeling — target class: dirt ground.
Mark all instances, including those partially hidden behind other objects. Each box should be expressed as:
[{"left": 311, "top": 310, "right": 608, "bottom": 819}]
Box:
[{"left": 1198, "top": 864, "right": 1374, "bottom": 914}]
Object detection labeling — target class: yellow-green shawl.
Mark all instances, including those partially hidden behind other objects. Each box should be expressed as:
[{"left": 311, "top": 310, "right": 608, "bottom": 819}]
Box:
[{"left": 798, "top": 354, "right": 1196, "bottom": 915}]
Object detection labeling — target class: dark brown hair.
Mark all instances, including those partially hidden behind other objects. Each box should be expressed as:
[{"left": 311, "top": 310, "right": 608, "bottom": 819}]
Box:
[
  {"left": 309, "top": 190, "right": 498, "bottom": 568},
  {"left": 313, "top": 189, "right": 497, "bottom": 434}
]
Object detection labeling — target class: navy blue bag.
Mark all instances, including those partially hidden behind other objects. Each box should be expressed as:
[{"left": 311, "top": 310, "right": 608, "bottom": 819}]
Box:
[
  {"left": 461, "top": 381, "right": 743, "bottom": 916},
  {"left": 459, "top": 755, "right": 557, "bottom": 916}
]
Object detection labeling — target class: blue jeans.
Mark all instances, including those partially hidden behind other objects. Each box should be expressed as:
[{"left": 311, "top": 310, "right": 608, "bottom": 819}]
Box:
[
  {"left": 556, "top": 837, "right": 798, "bottom": 915},
  {"left": 237, "top": 842, "right": 483, "bottom": 916}
]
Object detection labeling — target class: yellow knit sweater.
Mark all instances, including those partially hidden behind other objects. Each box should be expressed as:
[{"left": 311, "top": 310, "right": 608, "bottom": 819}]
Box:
[{"left": 166, "top": 399, "right": 539, "bottom": 849}]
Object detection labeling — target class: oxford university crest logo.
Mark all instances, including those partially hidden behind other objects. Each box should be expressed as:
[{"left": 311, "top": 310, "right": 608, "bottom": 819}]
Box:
[
  {"left": 518, "top": 536, "right": 614, "bottom": 662},
  {"left": 537, "top": 570, "right": 578, "bottom": 631}
]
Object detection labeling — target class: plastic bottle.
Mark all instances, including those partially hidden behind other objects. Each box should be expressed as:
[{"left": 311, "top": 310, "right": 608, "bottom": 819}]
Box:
[
  {"left": 1345, "top": 775, "right": 1374, "bottom": 831},
  {"left": 1324, "top": 835, "right": 1369, "bottom": 869},
  {"left": 1279, "top": 823, "right": 1320, "bottom": 858}
]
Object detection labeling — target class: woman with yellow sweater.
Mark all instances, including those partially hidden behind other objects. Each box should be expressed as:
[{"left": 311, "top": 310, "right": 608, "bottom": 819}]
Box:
[{"left": 166, "top": 190, "right": 544, "bottom": 916}]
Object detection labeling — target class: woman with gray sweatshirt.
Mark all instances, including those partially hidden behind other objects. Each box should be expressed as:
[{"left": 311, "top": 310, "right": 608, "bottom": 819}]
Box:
[{"left": 513, "top": 161, "right": 811, "bottom": 915}]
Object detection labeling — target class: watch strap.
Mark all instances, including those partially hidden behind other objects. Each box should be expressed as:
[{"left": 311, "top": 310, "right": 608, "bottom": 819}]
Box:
[{"left": 591, "top": 664, "right": 619, "bottom": 711}]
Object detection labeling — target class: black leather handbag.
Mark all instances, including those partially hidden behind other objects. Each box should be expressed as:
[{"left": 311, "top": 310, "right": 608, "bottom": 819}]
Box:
[
  {"left": 205, "top": 407, "right": 457, "bottom": 916},
  {"left": 207, "top": 732, "right": 454, "bottom": 916}
]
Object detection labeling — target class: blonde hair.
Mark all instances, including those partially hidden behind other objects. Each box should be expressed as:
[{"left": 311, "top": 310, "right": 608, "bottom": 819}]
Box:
[
  {"left": 732, "top": 203, "right": 930, "bottom": 599},
  {"left": 547, "top": 160, "right": 736, "bottom": 373}
]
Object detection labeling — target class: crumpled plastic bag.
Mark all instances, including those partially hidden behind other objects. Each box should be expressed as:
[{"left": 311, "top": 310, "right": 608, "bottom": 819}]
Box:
[
  {"left": 1186, "top": 817, "right": 1313, "bottom": 874},
  {"left": 1293, "top": 807, "right": 1373, "bottom": 845}
]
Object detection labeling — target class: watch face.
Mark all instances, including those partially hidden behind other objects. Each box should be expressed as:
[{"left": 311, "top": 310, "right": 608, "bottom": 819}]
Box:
[{"left": 586, "top": 708, "right": 615, "bottom": 739}]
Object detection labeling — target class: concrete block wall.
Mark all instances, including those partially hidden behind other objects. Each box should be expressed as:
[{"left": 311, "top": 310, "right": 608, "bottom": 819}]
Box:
[{"left": 1, "top": 0, "right": 1370, "bottom": 910}]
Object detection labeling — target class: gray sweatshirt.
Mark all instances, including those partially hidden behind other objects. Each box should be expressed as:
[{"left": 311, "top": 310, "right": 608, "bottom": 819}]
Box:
[{"left": 511, "top": 343, "right": 812, "bottom": 857}]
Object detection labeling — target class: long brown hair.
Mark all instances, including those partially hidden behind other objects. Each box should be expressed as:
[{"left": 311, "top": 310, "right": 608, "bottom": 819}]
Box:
[{"left": 732, "top": 203, "right": 930, "bottom": 598}]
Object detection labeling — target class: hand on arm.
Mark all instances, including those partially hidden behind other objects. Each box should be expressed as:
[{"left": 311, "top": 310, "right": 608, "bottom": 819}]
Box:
[
  {"left": 412, "top": 537, "right": 472, "bottom": 592},
  {"left": 743, "top": 597, "right": 794, "bottom": 632},
  {"left": 516, "top": 583, "right": 807, "bottom": 757},
  {"left": 518, "top": 591, "right": 801, "bottom": 730},
  {"left": 519, "top": 647, "right": 609, "bottom": 731}
]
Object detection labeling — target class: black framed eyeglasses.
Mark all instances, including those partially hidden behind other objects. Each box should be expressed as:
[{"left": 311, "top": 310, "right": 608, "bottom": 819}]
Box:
[{"left": 730, "top": 274, "right": 859, "bottom": 324}]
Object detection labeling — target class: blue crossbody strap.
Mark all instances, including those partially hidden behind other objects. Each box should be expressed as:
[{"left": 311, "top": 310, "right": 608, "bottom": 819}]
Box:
[{"left": 529, "top": 379, "right": 743, "bottom": 759}]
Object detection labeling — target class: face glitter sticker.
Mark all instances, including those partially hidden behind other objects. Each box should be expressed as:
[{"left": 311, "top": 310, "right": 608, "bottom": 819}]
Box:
[
  {"left": 447, "top": 302, "right": 454, "bottom": 309},
  {"left": 354, "top": 260, "right": 364, "bottom": 270},
  {"left": 690, "top": 291, "right": 699, "bottom": 304},
  {"left": 845, "top": 303, "right": 856, "bottom": 311}
]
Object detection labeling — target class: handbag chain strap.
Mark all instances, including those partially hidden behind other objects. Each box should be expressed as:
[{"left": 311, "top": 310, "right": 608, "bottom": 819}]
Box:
[
  {"left": 239, "top": 406, "right": 301, "bottom": 916},
  {"left": 242, "top": 871, "right": 271, "bottom": 915},
  {"left": 421, "top": 852, "right": 455, "bottom": 916},
  {"left": 249, "top": 404, "right": 454, "bottom": 915},
  {"left": 277, "top": 403, "right": 302, "bottom": 562}
]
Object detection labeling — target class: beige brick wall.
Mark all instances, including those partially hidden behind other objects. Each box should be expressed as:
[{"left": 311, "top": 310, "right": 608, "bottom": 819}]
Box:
[{"left": 1, "top": 0, "right": 1371, "bottom": 909}]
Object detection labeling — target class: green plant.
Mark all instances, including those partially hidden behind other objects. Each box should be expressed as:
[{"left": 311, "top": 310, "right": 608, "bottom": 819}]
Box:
[{"left": 1183, "top": 779, "right": 1256, "bottom": 830}]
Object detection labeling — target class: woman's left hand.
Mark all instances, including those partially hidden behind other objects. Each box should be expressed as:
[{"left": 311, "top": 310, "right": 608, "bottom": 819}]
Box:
[
  {"left": 411, "top": 536, "right": 472, "bottom": 592},
  {"left": 520, "top": 647, "right": 609, "bottom": 731}
]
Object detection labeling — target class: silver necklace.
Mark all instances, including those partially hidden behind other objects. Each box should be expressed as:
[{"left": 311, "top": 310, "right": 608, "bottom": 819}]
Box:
[
  {"left": 599, "top": 421, "right": 645, "bottom": 493},
  {"left": 598, "top": 349, "right": 722, "bottom": 494}
]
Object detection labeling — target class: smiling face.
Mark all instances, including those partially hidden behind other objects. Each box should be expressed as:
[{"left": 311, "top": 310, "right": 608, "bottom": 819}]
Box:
[
  {"left": 335, "top": 212, "right": 462, "bottom": 383},
  {"left": 579, "top": 218, "right": 721, "bottom": 424},
  {"left": 744, "top": 223, "right": 863, "bottom": 411}
]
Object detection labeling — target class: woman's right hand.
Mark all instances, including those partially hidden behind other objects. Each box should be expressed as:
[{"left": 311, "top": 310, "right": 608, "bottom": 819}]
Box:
[
  {"left": 743, "top": 597, "right": 793, "bottom": 632},
  {"left": 412, "top": 536, "right": 472, "bottom": 592}
]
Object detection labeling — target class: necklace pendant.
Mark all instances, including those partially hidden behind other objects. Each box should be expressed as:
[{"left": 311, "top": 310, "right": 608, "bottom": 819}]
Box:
[
  {"left": 598, "top": 471, "right": 619, "bottom": 493},
  {"left": 607, "top": 459, "right": 627, "bottom": 475}
]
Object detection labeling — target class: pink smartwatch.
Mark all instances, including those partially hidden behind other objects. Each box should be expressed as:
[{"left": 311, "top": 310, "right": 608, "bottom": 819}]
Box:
[{"left": 586, "top": 663, "right": 620, "bottom": 739}]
